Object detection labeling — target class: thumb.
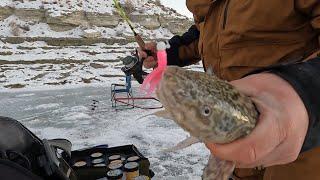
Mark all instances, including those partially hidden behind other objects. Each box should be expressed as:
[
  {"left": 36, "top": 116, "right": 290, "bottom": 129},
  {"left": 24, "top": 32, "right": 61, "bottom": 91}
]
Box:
[
  {"left": 145, "top": 42, "right": 157, "bottom": 52},
  {"left": 206, "top": 97, "right": 280, "bottom": 164},
  {"left": 229, "top": 75, "right": 261, "bottom": 98}
]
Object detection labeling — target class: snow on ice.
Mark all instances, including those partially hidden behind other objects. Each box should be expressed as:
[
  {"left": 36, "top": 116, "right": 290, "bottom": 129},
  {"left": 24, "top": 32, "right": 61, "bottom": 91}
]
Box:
[{"left": 0, "top": 86, "right": 210, "bottom": 180}]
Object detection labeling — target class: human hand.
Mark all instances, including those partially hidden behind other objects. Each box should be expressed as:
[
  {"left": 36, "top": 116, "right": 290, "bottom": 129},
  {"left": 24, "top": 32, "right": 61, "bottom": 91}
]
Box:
[
  {"left": 137, "top": 42, "right": 158, "bottom": 69},
  {"left": 206, "top": 73, "right": 309, "bottom": 168}
]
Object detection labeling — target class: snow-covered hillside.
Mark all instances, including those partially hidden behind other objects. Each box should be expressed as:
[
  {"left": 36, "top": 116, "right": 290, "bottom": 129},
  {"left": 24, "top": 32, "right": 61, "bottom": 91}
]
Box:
[
  {"left": 1, "top": 0, "right": 183, "bottom": 17},
  {"left": 0, "top": 0, "right": 194, "bottom": 90},
  {"left": 0, "top": 0, "right": 190, "bottom": 37}
]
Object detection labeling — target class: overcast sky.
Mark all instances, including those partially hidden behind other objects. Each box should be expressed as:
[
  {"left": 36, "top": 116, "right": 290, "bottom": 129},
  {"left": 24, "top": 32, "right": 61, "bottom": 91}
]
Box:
[{"left": 160, "top": 0, "right": 192, "bottom": 18}]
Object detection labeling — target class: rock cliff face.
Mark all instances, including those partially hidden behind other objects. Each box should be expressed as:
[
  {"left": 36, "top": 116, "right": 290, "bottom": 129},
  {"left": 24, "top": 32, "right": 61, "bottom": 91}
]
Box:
[
  {"left": 0, "top": 0, "right": 192, "bottom": 36},
  {"left": 0, "top": 0, "right": 195, "bottom": 89}
]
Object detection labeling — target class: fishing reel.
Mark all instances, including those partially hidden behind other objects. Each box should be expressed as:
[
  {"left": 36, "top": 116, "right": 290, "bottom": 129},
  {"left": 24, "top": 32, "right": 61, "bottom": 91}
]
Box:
[
  {"left": 121, "top": 52, "right": 147, "bottom": 84},
  {"left": 121, "top": 41, "right": 170, "bottom": 84}
]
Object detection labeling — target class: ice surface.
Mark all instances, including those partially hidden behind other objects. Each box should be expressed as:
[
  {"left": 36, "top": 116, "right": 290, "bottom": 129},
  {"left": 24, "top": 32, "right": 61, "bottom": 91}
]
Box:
[
  {"left": 0, "top": 86, "right": 210, "bottom": 179},
  {"left": 34, "top": 103, "right": 61, "bottom": 109}
]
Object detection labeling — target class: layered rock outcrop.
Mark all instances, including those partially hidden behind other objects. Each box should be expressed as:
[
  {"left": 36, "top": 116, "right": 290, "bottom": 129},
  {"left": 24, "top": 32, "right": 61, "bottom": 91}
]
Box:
[{"left": 0, "top": 4, "right": 192, "bottom": 34}]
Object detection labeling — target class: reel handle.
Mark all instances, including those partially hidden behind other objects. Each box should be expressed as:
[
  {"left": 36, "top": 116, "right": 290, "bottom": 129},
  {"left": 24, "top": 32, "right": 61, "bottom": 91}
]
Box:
[{"left": 135, "top": 34, "right": 154, "bottom": 58}]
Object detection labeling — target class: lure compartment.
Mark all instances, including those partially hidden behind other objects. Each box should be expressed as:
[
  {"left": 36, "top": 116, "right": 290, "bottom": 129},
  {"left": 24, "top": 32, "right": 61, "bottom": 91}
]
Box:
[{"left": 62, "top": 144, "right": 154, "bottom": 180}]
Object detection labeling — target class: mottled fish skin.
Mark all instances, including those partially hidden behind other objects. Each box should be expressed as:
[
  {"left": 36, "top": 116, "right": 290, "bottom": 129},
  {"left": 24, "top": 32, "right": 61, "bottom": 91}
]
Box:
[
  {"left": 203, "top": 155, "right": 235, "bottom": 180},
  {"left": 156, "top": 66, "right": 258, "bottom": 180}
]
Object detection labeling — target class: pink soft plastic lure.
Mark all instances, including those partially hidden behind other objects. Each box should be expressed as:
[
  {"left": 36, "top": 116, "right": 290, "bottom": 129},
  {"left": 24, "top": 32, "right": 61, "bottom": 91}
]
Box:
[{"left": 141, "top": 42, "right": 168, "bottom": 95}]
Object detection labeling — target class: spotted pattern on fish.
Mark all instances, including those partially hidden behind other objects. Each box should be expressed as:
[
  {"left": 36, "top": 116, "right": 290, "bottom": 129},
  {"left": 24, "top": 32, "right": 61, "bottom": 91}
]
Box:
[{"left": 156, "top": 66, "right": 258, "bottom": 180}]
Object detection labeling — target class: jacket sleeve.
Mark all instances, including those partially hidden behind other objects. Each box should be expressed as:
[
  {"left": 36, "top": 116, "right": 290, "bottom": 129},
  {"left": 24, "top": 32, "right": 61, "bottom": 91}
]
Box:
[
  {"left": 265, "top": 58, "right": 320, "bottom": 153},
  {"left": 296, "top": 0, "right": 320, "bottom": 46},
  {"left": 166, "top": 25, "right": 201, "bottom": 67}
]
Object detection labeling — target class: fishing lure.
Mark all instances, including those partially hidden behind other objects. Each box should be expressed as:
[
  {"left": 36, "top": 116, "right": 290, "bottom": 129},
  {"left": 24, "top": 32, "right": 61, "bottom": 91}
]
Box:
[{"left": 140, "top": 42, "right": 168, "bottom": 95}]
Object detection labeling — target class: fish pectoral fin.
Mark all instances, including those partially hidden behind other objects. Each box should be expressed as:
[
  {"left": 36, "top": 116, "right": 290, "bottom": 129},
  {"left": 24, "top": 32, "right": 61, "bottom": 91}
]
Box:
[
  {"left": 153, "top": 110, "right": 173, "bottom": 119},
  {"left": 161, "top": 136, "right": 200, "bottom": 153},
  {"left": 202, "top": 155, "right": 235, "bottom": 180}
]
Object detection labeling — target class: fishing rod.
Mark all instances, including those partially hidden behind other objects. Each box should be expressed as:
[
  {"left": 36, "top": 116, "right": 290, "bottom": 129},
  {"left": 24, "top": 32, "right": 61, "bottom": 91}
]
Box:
[{"left": 112, "top": 0, "right": 152, "bottom": 56}]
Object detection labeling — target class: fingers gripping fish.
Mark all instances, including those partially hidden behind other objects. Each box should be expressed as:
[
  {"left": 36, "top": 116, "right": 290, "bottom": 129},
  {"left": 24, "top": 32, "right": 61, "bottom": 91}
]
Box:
[{"left": 154, "top": 66, "right": 258, "bottom": 180}]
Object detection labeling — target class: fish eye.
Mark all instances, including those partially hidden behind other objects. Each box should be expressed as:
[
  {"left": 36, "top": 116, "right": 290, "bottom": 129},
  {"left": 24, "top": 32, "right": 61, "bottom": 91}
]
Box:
[{"left": 202, "top": 105, "right": 211, "bottom": 117}]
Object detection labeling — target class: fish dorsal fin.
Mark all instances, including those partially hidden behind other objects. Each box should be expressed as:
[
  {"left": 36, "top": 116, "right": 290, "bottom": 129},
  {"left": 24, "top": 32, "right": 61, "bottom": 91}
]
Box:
[{"left": 161, "top": 136, "right": 200, "bottom": 153}]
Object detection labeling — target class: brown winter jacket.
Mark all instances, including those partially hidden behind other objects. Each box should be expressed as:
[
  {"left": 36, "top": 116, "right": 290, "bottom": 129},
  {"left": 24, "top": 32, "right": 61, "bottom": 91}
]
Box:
[
  {"left": 166, "top": 0, "right": 320, "bottom": 179},
  {"left": 168, "top": 0, "right": 320, "bottom": 81}
]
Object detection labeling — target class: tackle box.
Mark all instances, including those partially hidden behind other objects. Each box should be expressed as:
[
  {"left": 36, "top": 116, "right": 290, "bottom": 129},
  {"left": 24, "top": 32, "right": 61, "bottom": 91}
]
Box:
[{"left": 62, "top": 144, "right": 154, "bottom": 180}]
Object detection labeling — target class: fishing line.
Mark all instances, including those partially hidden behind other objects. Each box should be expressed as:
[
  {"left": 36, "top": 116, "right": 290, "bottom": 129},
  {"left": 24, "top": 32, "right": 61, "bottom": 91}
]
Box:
[
  {"left": 112, "top": 0, "right": 152, "bottom": 55},
  {"left": 113, "top": 0, "right": 138, "bottom": 35}
]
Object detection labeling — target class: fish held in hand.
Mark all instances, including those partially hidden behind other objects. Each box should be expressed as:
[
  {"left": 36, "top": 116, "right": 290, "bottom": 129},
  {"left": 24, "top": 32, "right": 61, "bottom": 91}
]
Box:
[{"left": 155, "top": 66, "right": 258, "bottom": 180}]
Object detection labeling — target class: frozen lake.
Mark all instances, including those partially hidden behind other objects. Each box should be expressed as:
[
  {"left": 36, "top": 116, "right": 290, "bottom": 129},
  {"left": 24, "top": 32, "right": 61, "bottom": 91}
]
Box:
[{"left": 0, "top": 85, "right": 210, "bottom": 180}]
